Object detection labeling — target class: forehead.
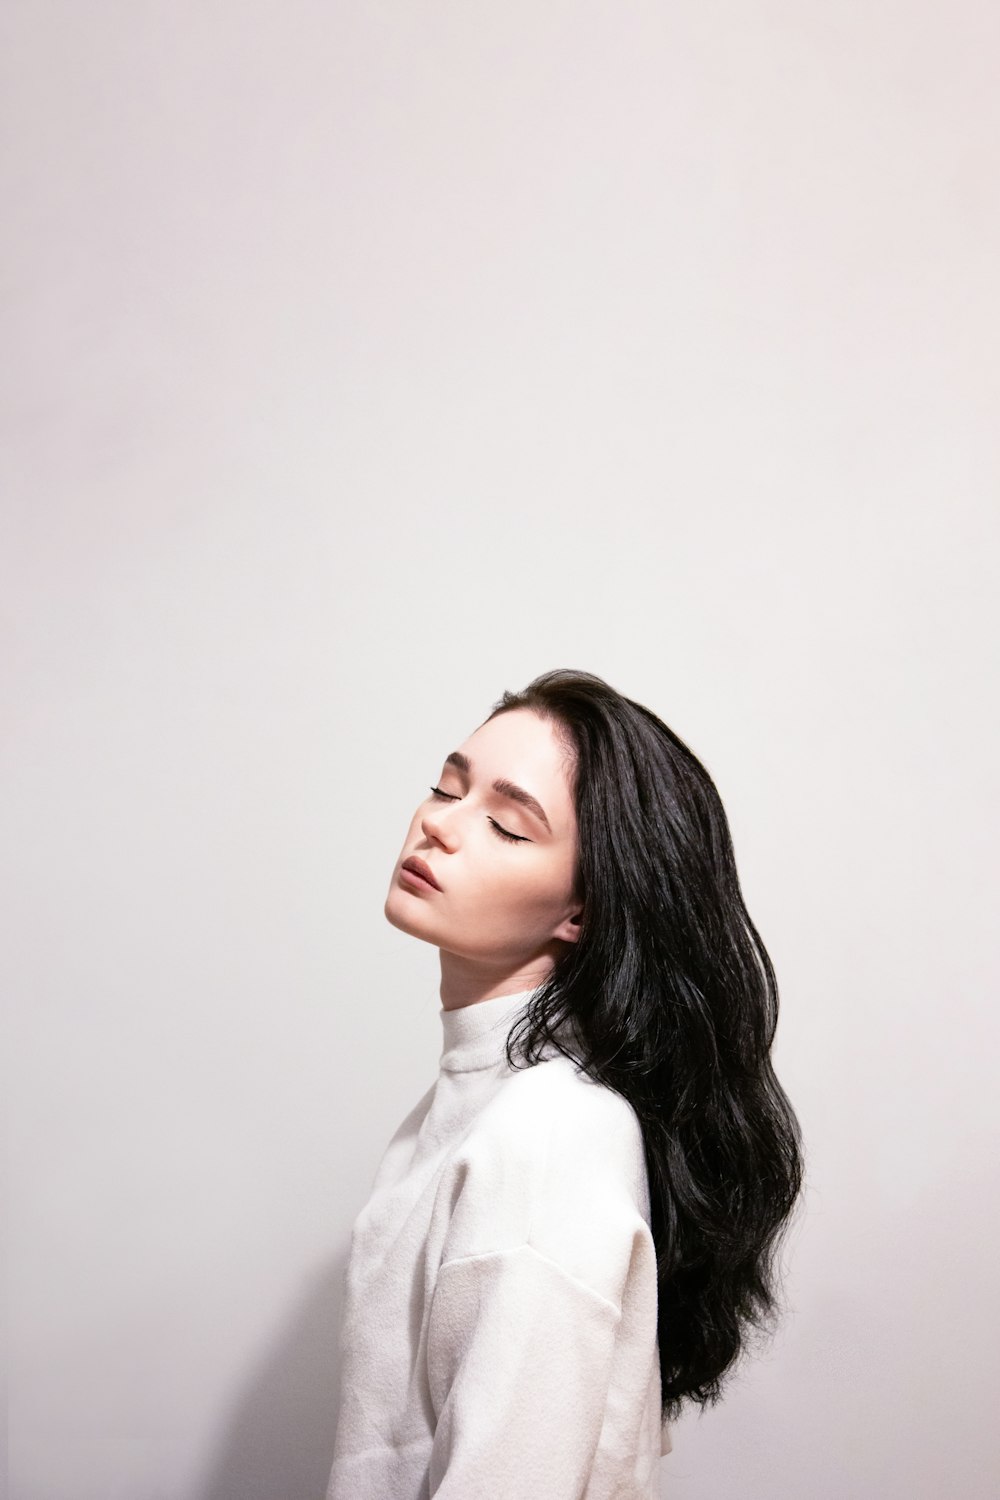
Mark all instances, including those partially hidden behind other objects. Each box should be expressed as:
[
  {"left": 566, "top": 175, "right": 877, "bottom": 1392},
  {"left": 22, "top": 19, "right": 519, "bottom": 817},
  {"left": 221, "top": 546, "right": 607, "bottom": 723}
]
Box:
[{"left": 457, "top": 711, "right": 576, "bottom": 816}]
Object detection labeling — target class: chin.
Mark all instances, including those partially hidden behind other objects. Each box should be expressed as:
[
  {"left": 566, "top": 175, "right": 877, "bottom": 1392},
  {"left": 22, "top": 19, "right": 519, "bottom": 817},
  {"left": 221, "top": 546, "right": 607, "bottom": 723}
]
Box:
[{"left": 384, "top": 889, "right": 432, "bottom": 938}]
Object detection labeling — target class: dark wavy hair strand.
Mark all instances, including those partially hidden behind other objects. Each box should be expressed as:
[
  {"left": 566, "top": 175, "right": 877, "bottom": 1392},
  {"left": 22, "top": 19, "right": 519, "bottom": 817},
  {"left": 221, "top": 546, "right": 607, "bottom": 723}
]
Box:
[{"left": 484, "top": 668, "right": 805, "bottom": 1426}]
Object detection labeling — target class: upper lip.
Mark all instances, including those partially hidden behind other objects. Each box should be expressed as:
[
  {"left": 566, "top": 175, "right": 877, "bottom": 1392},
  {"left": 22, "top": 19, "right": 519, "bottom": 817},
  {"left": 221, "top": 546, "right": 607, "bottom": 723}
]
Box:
[{"left": 402, "top": 855, "right": 442, "bottom": 891}]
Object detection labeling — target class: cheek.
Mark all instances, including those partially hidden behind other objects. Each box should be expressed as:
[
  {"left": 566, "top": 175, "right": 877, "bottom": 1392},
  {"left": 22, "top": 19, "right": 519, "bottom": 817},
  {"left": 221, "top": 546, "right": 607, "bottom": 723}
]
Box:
[
  {"left": 451, "top": 850, "right": 533, "bottom": 909},
  {"left": 492, "top": 858, "right": 566, "bottom": 919}
]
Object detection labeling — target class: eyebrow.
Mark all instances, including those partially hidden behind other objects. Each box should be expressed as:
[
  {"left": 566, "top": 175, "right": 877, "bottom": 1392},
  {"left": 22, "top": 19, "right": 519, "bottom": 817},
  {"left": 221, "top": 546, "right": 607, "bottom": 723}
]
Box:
[{"left": 443, "top": 751, "right": 552, "bottom": 834}]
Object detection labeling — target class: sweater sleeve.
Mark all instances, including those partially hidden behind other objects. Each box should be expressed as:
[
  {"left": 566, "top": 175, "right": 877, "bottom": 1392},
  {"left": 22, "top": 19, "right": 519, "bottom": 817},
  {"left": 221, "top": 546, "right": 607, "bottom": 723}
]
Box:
[{"left": 425, "top": 1240, "right": 622, "bottom": 1499}]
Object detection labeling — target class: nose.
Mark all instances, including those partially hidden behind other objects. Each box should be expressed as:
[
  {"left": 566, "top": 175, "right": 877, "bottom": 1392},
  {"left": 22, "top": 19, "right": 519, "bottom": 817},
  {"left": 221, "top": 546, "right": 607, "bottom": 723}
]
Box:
[{"left": 421, "top": 799, "right": 456, "bottom": 848}]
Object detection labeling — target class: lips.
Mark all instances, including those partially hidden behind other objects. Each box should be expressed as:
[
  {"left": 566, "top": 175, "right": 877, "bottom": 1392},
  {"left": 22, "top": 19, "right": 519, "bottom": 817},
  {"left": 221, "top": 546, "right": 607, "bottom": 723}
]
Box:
[{"left": 402, "top": 856, "right": 442, "bottom": 891}]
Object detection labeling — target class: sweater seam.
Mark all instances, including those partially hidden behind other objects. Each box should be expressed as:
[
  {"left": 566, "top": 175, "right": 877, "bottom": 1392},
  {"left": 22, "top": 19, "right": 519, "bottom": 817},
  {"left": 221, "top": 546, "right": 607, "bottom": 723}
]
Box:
[{"left": 435, "top": 1241, "right": 623, "bottom": 1321}]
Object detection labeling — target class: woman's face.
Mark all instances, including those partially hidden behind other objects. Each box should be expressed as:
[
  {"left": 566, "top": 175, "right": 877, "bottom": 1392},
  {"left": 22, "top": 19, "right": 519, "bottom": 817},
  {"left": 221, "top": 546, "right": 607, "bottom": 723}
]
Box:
[{"left": 384, "top": 707, "right": 582, "bottom": 984}]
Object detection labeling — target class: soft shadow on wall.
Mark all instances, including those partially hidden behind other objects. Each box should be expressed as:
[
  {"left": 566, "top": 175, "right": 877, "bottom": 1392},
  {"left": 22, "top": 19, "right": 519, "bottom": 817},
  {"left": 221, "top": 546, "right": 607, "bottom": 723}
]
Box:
[{"left": 196, "top": 1251, "right": 347, "bottom": 1500}]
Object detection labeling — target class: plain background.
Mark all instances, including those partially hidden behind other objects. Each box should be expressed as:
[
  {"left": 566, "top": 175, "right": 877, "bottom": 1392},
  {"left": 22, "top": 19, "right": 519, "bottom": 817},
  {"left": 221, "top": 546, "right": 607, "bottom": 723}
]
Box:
[{"left": 3, "top": 2, "right": 998, "bottom": 1497}]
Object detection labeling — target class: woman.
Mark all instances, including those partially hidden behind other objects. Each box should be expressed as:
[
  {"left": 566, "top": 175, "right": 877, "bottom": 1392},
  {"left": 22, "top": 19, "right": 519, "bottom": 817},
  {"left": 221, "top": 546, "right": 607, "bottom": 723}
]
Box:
[{"left": 325, "top": 667, "right": 804, "bottom": 1499}]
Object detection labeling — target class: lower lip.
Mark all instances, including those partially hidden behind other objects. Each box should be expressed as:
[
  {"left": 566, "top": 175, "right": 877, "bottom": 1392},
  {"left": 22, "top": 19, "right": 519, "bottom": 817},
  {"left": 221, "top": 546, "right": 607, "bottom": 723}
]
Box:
[{"left": 400, "top": 865, "right": 440, "bottom": 893}]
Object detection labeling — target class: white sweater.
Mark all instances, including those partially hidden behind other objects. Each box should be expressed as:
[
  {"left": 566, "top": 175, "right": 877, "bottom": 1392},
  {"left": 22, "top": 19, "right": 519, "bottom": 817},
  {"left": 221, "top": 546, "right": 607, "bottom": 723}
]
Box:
[{"left": 325, "top": 987, "right": 672, "bottom": 1499}]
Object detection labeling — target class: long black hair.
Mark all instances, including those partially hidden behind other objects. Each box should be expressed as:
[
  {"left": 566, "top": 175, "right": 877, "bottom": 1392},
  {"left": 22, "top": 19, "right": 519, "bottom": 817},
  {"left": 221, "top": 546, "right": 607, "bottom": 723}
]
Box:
[{"left": 487, "top": 668, "right": 805, "bottom": 1426}]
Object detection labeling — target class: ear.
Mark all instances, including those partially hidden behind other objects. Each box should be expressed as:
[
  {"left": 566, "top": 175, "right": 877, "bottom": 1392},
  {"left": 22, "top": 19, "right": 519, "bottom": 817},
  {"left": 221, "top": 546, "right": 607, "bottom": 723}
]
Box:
[{"left": 552, "top": 908, "right": 583, "bottom": 945}]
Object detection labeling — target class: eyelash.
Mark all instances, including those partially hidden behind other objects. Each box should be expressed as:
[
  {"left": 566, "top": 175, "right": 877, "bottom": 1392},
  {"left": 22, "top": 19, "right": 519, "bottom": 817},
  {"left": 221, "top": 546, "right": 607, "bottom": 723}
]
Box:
[{"left": 428, "top": 786, "right": 527, "bottom": 844}]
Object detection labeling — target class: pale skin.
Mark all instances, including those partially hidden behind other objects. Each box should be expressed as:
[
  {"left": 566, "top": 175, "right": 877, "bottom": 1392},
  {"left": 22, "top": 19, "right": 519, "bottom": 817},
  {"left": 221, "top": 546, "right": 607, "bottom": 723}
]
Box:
[{"left": 384, "top": 707, "right": 584, "bottom": 1013}]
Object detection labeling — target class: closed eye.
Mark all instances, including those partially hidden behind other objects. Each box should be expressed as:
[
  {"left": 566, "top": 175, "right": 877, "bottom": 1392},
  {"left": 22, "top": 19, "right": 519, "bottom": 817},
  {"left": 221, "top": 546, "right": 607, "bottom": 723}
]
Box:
[{"left": 428, "top": 786, "right": 528, "bottom": 844}]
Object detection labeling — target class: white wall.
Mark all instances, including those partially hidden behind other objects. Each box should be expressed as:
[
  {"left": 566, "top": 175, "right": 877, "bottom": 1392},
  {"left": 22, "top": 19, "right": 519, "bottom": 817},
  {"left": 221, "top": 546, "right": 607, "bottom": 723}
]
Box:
[{"left": 4, "top": 3, "right": 998, "bottom": 1496}]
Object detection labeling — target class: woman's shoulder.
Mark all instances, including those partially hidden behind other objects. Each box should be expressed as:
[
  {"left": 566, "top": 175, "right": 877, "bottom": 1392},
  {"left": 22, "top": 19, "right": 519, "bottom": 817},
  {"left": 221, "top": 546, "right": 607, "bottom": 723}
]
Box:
[
  {"left": 476, "top": 1053, "right": 648, "bottom": 1182},
  {"left": 506, "top": 1046, "right": 642, "bottom": 1119},
  {"left": 441, "top": 1056, "right": 654, "bottom": 1290}
]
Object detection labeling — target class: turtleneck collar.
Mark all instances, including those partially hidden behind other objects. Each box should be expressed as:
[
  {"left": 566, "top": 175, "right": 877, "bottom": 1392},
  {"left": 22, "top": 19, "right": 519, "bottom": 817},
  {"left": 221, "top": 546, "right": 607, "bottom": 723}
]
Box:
[{"left": 439, "top": 987, "right": 538, "bottom": 1073}]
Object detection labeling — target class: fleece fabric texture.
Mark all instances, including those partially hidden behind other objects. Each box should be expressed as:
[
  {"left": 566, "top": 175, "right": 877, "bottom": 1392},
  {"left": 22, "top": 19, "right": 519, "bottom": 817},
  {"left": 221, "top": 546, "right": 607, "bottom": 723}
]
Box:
[{"left": 324, "top": 986, "right": 672, "bottom": 1500}]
